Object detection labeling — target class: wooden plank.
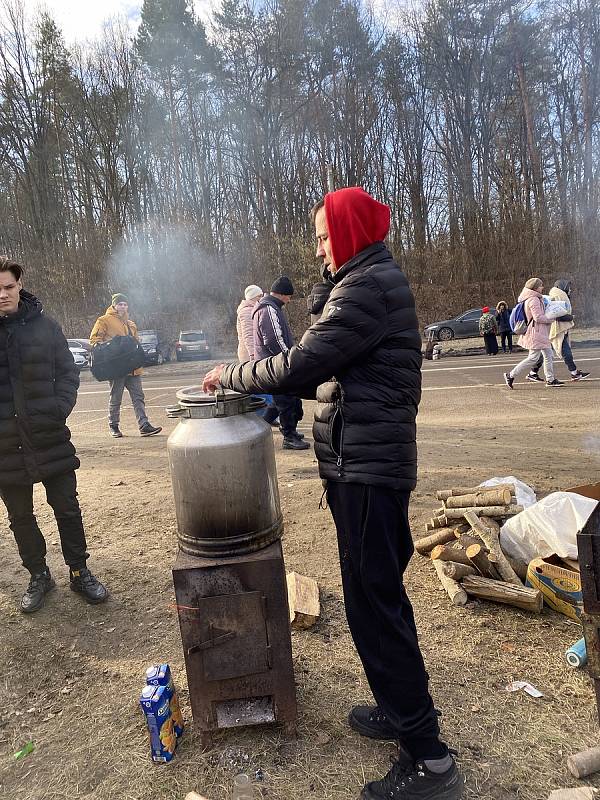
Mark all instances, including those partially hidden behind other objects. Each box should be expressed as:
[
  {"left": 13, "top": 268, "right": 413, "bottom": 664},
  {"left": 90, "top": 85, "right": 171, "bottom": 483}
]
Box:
[{"left": 286, "top": 572, "right": 320, "bottom": 629}]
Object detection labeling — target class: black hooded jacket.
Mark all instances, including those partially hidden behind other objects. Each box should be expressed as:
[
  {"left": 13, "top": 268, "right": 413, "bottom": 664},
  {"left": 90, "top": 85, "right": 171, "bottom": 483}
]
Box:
[
  {"left": 221, "top": 243, "right": 422, "bottom": 490},
  {"left": 0, "top": 291, "right": 80, "bottom": 486}
]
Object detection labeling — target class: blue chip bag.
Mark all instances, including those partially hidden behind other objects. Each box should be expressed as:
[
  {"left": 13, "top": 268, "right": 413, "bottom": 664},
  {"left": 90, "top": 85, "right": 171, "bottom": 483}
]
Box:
[
  {"left": 145, "top": 664, "right": 184, "bottom": 737},
  {"left": 140, "top": 684, "right": 176, "bottom": 762}
]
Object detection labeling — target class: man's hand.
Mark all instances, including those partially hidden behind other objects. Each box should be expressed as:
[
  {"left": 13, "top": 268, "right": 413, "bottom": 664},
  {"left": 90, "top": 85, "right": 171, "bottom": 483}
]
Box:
[{"left": 202, "top": 364, "right": 226, "bottom": 393}]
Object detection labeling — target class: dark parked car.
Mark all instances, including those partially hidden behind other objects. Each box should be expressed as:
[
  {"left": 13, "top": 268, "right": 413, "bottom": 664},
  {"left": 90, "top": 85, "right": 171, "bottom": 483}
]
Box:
[
  {"left": 138, "top": 330, "right": 171, "bottom": 366},
  {"left": 424, "top": 308, "right": 487, "bottom": 341},
  {"left": 175, "top": 330, "right": 211, "bottom": 361}
]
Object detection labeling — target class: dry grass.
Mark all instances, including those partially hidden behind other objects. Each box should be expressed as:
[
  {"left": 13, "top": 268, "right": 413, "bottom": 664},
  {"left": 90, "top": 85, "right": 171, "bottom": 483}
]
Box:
[{"left": 1, "top": 379, "right": 599, "bottom": 800}]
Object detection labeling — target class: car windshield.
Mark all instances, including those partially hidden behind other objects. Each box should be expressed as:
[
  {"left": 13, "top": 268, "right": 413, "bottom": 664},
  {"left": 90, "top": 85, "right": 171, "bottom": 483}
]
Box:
[
  {"left": 180, "top": 332, "right": 205, "bottom": 342},
  {"left": 139, "top": 333, "right": 158, "bottom": 343},
  {"left": 458, "top": 310, "right": 481, "bottom": 321},
  {"left": 67, "top": 340, "right": 84, "bottom": 349}
]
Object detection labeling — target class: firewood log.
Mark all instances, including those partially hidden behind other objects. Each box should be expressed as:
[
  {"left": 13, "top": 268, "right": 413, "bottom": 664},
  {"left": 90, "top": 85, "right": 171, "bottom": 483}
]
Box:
[
  {"left": 464, "top": 510, "right": 522, "bottom": 585},
  {"left": 445, "top": 488, "right": 512, "bottom": 508},
  {"left": 461, "top": 575, "right": 543, "bottom": 612},
  {"left": 415, "top": 528, "right": 457, "bottom": 556},
  {"left": 441, "top": 561, "right": 477, "bottom": 581},
  {"left": 454, "top": 532, "right": 486, "bottom": 549},
  {"left": 427, "top": 516, "right": 446, "bottom": 530},
  {"left": 506, "top": 556, "right": 528, "bottom": 582},
  {"left": 436, "top": 483, "right": 516, "bottom": 501},
  {"left": 466, "top": 544, "right": 502, "bottom": 580},
  {"left": 567, "top": 745, "right": 600, "bottom": 778},
  {"left": 432, "top": 559, "right": 468, "bottom": 606},
  {"left": 436, "top": 514, "right": 449, "bottom": 527},
  {"left": 444, "top": 505, "right": 523, "bottom": 520},
  {"left": 430, "top": 544, "right": 472, "bottom": 566},
  {"left": 478, "top": 515, "right": 500, "bottom": 534}
]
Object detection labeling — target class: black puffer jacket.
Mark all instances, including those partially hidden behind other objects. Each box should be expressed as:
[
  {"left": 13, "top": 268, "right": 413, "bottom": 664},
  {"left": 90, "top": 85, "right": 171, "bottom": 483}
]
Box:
[
  {"left": 0, "top": 291, "right": 80, "bottom": 486},
  {"left": 221, "top": 243, "right": 422, "bottom": 490}
]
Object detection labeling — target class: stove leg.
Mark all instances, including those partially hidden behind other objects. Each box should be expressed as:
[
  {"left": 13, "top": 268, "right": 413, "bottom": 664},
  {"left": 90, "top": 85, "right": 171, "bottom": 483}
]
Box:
[{"left": 199, "top": 731, "right": 214, "bottom": 749}]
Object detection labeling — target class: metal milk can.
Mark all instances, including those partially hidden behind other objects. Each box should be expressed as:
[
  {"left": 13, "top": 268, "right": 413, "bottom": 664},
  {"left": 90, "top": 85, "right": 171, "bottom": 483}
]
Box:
[{"left": 167, "top": 387, "right": 282, "bottom": 557}]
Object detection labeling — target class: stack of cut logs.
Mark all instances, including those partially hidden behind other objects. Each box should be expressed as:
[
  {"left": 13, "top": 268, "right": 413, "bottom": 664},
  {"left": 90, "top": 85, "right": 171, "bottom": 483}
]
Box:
[{"left": 417, "top": 483, "right": 543, "bottom": 613}]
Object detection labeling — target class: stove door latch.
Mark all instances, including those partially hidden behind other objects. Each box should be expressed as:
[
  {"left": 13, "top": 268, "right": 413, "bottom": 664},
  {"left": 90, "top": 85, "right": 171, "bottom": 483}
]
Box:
[{"left": 187, "top": 624, "right": 235, "bottom": 654}]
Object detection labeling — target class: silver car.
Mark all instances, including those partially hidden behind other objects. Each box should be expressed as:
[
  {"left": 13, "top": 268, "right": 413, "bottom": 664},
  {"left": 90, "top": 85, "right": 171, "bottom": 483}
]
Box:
[{"left": 67, "top": 339, "right": 90, "bottom": 369}]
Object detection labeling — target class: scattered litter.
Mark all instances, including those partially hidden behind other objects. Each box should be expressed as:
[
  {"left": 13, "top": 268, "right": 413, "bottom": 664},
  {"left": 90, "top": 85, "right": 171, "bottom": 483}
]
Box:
[
  {"left": 506, "top": 681, "right": 543, "bottom": 698},
  {"left": 106, "top": 627, "right": 116, "bottom": 633},
  {"left": 566, "top": 638, "right": 587, "bottom": 668},
  {"left": 14, "top": 741, "right": 34, "bottom": 760}
]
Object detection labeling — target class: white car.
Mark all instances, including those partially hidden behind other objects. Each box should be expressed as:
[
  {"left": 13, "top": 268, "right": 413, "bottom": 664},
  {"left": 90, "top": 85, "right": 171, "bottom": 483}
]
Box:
[{"left": 67, "top": 339, "right": 89, "bottom": 370}]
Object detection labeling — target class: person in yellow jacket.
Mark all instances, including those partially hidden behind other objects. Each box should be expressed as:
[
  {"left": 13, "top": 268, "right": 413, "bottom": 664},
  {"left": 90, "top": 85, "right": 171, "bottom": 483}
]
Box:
[{"left": 90, "top": 293, "right": 162, "bottom": 438}]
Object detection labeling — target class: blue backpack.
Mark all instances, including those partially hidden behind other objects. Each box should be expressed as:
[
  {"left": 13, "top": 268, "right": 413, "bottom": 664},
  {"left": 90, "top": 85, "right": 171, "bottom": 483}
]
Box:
[{"left": 509, "top": 301, "right": 529, "bottom": 334}]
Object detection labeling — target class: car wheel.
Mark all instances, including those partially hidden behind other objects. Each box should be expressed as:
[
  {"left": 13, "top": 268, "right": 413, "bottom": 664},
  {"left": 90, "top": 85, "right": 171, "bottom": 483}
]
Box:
[{"left": 437, "top": 327, "right": 454, "bottom": 341}]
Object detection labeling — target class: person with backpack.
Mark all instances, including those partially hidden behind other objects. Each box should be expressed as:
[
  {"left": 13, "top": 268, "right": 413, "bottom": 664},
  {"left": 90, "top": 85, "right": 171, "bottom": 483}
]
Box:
[
  {"left": 478, "top": 306, "right": 498, "bottom": 354},
  {"left": 526, "top": 279, "right": 589, "bottom": 383},
  {"left": 504, "top": 278, "right": 563, "bottom": 388},
  {"left": 495, "top": 301, "right": 512, "bottom": 353},
  {"left": 90, "top": 294, "right": 162, "bottom": 438}
]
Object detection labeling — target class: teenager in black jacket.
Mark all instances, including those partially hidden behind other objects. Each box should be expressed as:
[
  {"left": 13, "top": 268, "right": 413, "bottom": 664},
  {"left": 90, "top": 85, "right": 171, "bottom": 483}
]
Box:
[
  {"left": 0, "top": 257, "right": 108, "bottom": 613},
  {"left": 203, "top": 188, "right": 462, "bottom": 800}
]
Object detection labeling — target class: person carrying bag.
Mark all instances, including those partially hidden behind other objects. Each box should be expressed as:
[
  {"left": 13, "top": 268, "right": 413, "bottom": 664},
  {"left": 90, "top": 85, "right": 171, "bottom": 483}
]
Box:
[{"left": 90, "top": 294, "right": 162, "bottom": 438}]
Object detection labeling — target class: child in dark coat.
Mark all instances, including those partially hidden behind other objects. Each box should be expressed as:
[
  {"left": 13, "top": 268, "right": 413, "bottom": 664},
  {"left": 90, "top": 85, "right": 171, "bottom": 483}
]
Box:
[{"left": 495, "top": 301, "right": 512, "bottom": 353}]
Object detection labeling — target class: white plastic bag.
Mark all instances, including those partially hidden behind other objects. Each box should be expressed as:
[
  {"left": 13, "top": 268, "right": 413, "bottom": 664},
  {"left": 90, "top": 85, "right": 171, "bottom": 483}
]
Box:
[
  {"left": 542, "top": 295, "right": 570, "bottom": 320},
  {"left": 499, "top": 491, "right": 598, "bottom": 563},
  {"left": 478, "top": 476, "right": 537, "bottom": 509}
]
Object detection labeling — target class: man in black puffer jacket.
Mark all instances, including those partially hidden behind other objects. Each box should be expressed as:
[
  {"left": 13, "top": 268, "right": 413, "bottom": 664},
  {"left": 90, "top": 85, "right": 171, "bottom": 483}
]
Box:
[
  {"left": 0, "top": 257, "right": 108, "bottom": 613},
  {"left": 203, "top": 188, "right": 461, "bottom": 800}
]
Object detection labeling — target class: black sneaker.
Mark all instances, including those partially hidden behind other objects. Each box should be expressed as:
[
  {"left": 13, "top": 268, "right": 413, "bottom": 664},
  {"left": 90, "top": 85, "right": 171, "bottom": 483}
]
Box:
[
  {"left": 282, "top": 436, "right": 310, "bottom": 450},
  {"left": 361, "top": 757, "right": 463, "bottom": 800},
  {"left": 21, "top": 569, "right": 56, "bottom": 614},
  {"left": 503, "top": 372, "right": 514, "bottom": 390},
  {"left": 571, "top": 371, "right": 590, "bottom": 381},
  {"left": 70, "top": 568, "right": 109, "bottom": 604},
  {"left": 285, "top": 429, "right": 305, "bottom": 440},
  {"left": 139, "top": 423, "right": 162, "bottom": 437},
  {"left": 349, "top": 705, "right": 399, "bottom": 740},
  {"left": 109, "top": 424, "right": 123, "bottom": 438},
  {"left": 526, "top": 373, "right": 544, "bottom": 383},
  {"left": 546, "top": 379, "right": 564, "bottom": 387}
]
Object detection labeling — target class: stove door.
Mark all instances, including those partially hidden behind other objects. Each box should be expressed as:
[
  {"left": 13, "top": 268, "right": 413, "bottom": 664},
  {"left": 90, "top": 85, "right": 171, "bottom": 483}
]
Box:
[{"left": 189, "top": 591, "right": 270, "bottom": 681}]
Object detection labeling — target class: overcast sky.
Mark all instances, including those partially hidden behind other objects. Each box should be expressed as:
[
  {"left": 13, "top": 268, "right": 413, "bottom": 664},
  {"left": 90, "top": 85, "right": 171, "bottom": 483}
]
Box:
[
  {"left": 20, "top": 0, "right": 218, "bottom": 44},
  {"left": 19, "top": 0, "right": 399, "bottom": 45}
]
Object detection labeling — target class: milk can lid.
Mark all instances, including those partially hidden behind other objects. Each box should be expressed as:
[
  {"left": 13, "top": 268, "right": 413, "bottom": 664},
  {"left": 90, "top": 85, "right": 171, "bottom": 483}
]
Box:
[{"left": 176, "top": 386, "right": 248, "bottom": 405}]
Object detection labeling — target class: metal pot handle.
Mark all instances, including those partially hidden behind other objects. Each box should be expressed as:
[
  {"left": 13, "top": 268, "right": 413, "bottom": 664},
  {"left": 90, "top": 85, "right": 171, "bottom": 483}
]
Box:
[{"left": 166, "top": 405, "right": 190, "bottom": 418}]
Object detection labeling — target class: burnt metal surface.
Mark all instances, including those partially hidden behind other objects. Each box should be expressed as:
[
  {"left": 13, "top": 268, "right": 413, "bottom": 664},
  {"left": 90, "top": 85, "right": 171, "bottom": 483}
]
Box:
[
  {"left": 173, "top": 540, "right": 297, "bottom": 737},
  {"left": 577, "top": 503, "right": 600, "bottom": 723}
]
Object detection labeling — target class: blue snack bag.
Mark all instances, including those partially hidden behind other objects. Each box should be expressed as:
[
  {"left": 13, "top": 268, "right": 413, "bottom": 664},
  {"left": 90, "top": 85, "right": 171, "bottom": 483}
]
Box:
[
  {"left": 145, "top": 664, "right": 184, "bottom": 737},
  {"left": 139, "top": 684, "right": 177, "bottom": 763}
]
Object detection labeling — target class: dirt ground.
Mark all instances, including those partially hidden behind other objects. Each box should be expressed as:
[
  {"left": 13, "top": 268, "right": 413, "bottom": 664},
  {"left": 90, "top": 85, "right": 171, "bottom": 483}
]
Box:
[{"left": 1, "top": 353, "right": 599, "bottom": 800}]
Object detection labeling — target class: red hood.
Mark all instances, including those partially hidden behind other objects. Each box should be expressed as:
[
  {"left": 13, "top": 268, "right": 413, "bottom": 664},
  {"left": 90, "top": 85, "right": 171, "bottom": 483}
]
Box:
[{"left": 324, "top": 187, "right": 390, "bottom": 269}]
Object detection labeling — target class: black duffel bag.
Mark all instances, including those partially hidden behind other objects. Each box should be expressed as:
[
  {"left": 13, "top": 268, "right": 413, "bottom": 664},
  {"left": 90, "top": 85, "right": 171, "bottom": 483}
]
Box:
[{"left": 90, "top": 335, "right": 146, "bottom": 382}]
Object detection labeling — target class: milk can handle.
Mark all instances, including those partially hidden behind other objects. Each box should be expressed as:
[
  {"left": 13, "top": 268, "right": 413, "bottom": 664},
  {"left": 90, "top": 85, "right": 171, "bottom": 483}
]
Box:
[{"left": 166, "top": 405, "right": 190, "bottom": 418}]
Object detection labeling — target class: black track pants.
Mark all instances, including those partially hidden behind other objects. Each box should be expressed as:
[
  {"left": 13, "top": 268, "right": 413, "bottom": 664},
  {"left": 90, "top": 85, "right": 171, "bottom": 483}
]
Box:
[{"left": 327, "top": 481, "right": 445, "bottom": 759}]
